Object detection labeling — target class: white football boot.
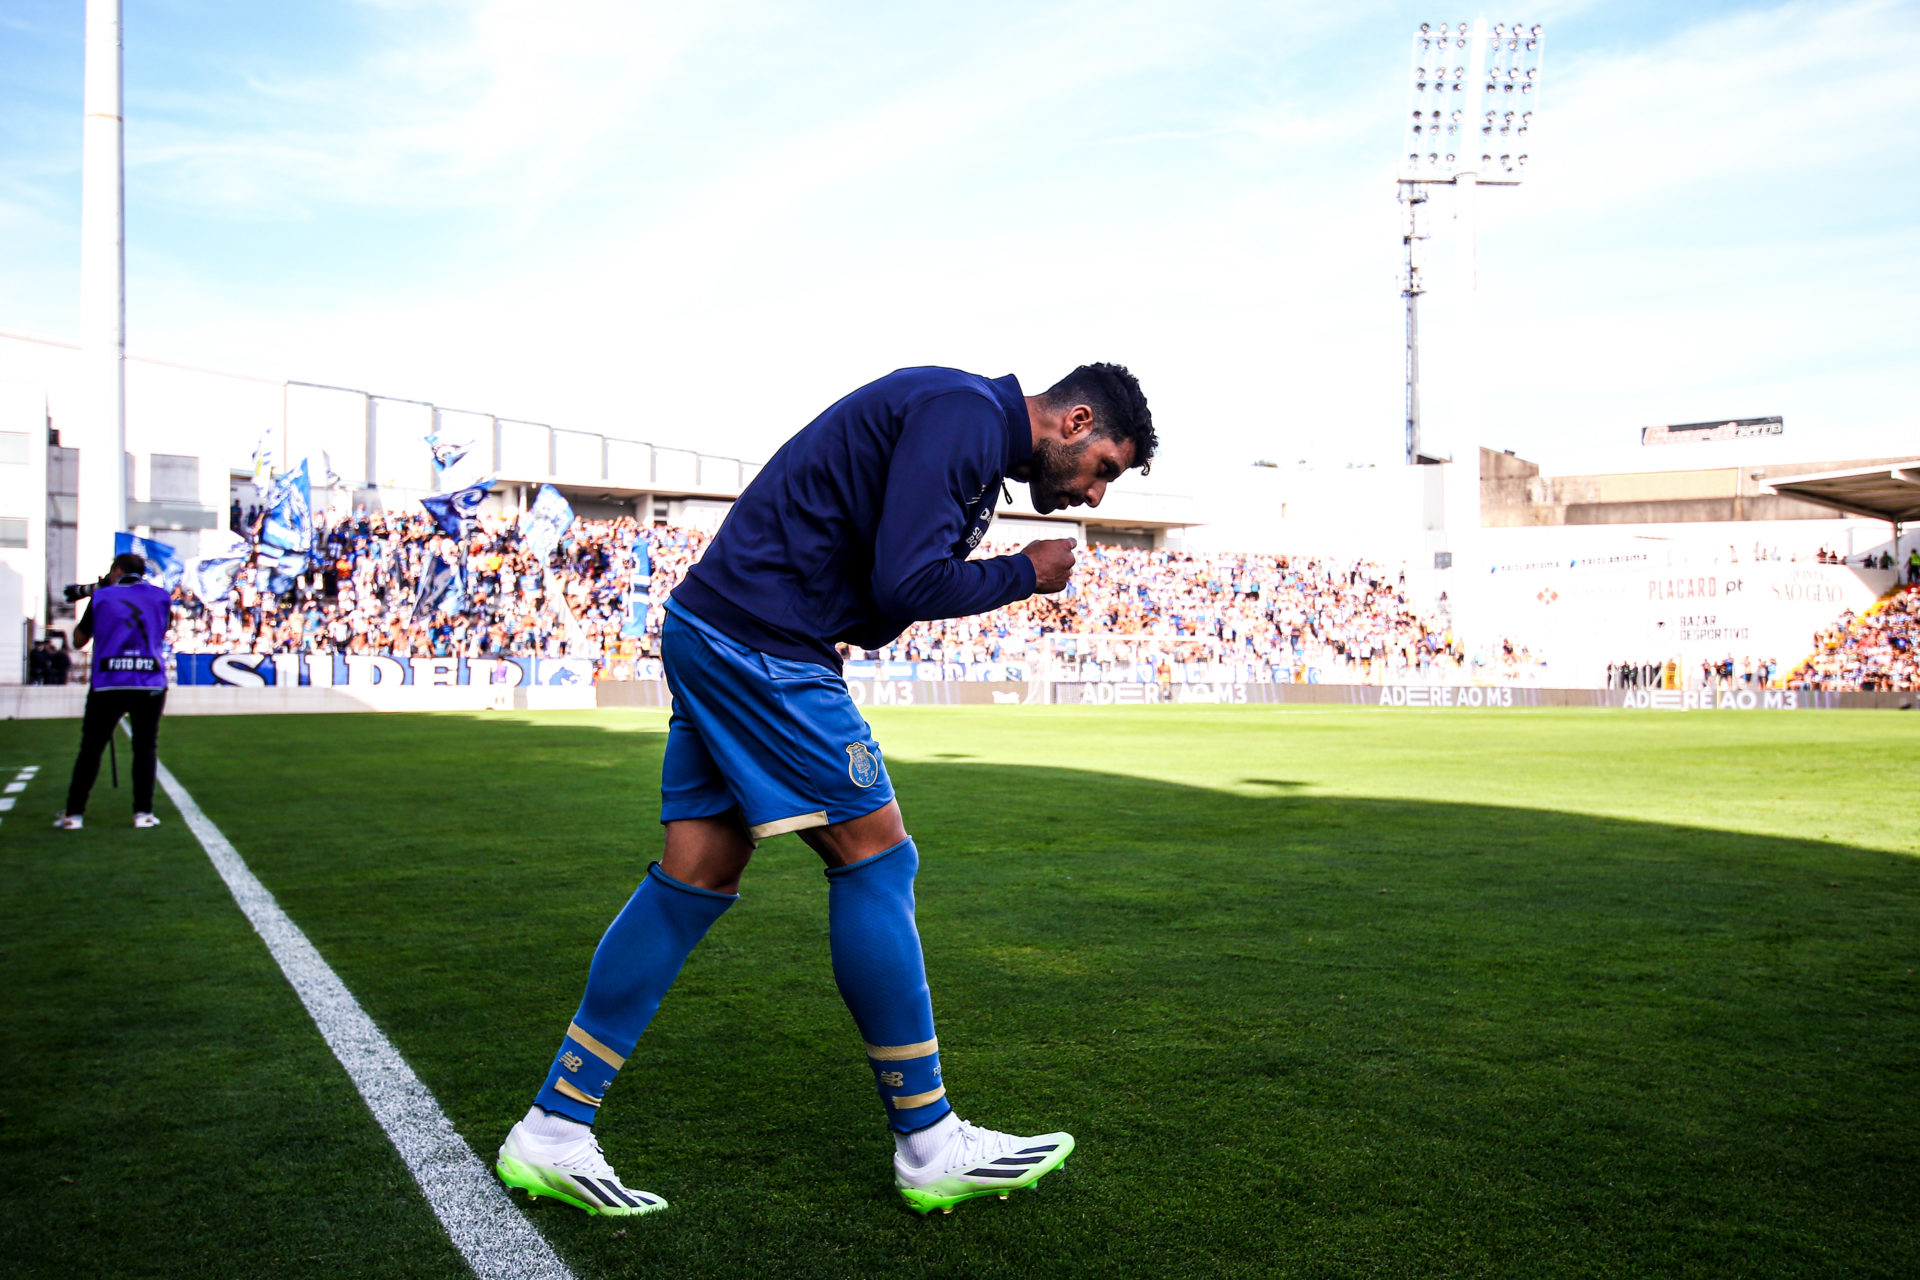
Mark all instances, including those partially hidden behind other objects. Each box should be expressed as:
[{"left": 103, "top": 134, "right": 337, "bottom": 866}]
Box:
[
  {"left": 894, "top": 1119, "right": 1074, "bottom": 1215},
  {"left": 496, "top": 1121, "right": 667, "bottom": 1216},
  {"left": 133, "top": 812, "right": 161, "bottom": 829},
  {"left": 52, "top": 812, "right": 82, "bottom": 830}
]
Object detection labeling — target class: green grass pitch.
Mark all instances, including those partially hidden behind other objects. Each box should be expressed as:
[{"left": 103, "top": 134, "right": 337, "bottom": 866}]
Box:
[{"left": 2, "top": 705, "right": 1917, "bottom": 1279}]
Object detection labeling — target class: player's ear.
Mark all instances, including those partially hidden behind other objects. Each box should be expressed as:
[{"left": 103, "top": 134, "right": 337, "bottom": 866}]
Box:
[{"left": 1061, "top": 404, "right": 1095, "bottom": 442}]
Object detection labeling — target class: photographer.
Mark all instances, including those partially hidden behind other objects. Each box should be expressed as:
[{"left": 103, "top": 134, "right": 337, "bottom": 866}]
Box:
[{"left": 53, "top": 552, "right": 173, "bottom": 831}]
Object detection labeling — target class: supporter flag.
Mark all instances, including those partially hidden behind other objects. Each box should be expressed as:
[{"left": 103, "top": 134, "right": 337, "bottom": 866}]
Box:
[
  {"left": 318, "top": 450, "right": 344, "bottom": 488},
  {"left": 411, "top": 554, "right": 466, "bottom": 622},
  {"left": 114, "top": 532, "right": 185, "bottom": 591},
  {"left": 631, "top": 536, "right": 652, "bottom": 585},
  {"left": 420, "top": 477, "right": 496, "bottom": 538},
  {"left": 260, "top": 459, "right": 314, "bottom": 555},
  {"left": 250, "top": 432, "right": 275, "bottom": 483},
  {"left": 266, "top": 549, "right": 308, "bottom": 596},
  {"left": 181, "top": 530, "right": 249, "bottom": 604},
  {"left": 523, "top": 484, "right": 575, "bottom": 562},
  {"left": 424, "top": 432, "right": 471, "bottom": 471},
  {"left": 621, "top": 590, "right": 650, "bottom": 639}
]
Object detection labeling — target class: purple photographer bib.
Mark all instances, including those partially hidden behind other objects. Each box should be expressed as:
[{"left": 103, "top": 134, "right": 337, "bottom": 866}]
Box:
[{"left": 88, "top": 580, "right": 173, "bottom": 690}]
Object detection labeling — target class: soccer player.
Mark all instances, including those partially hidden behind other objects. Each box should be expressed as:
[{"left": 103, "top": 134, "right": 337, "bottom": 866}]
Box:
[{"left": 497, "top": 363, "right": 1155, "bottom": 1216}]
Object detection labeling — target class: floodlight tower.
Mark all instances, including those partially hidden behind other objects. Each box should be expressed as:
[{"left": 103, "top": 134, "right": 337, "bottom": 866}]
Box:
[
  {"left": 77, "top": 0, "right": 127, "bottom": 576},
  {"left": 1398, "top": 19, "right": 1543, "bottom": 465}
]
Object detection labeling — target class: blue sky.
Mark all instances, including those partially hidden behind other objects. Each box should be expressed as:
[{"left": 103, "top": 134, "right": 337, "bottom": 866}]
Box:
[{"left": 2, "top": 0, "right": 1914, "bottom": 477}]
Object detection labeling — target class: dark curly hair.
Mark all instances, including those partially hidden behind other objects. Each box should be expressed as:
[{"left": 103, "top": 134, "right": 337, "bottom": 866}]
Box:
[{"left": 1042, "top": 363, "right": 1156, "bottom": 476}]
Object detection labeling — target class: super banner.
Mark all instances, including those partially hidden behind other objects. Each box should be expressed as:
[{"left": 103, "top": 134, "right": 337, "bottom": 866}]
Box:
[{"left": 175, "top": 653, "right": 598, "bottom": 688}]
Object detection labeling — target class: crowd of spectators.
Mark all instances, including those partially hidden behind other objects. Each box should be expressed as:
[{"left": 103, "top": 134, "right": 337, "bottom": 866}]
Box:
[
  {"left": 172, "top": 509, "right": 695, "bottom": 662},
  {"left": 159, "top": 510, "right": 1515, "bottom": 685},
  {"left": 1607, "top": 657, "right": 1783, "bottom": 691},
  {"left": 849, "top": 543, "right": 1535, "bottom": 684},
  {"left": 1787, "top": 586, "right": 1919, "bottom": 691}
]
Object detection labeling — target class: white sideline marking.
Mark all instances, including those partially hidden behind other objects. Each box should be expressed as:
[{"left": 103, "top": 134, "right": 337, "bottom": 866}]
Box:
[{"left": 154, "top": 758, "right": 575, "bottom": 1280}]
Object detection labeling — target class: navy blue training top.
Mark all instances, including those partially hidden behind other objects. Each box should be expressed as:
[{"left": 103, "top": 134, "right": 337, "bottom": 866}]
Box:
[{"left": 673, "top": 366, "right": 1039, "bottom": 669}]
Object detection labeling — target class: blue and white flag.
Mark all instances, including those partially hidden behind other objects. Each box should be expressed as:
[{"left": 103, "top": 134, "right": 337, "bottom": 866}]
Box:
[
  {"left": 420, "top": 476, "right": 495, "bottom": 538},
  {"left": 114, "top": 532, "right": 186, "bottom": 590},
  {"left": 631, "top": 536, "right": 652, "bottom": 585},
  {"left": 621, "top": 591, "right": 650, "bottom": 639},
  {"left": 424, "top": 432, "right": 471, "bottom": 471},
  {"left": 411, "top": 554, "right": 466, "bottom": 622},
  {"left": 250, "top": 433, "right": 275, "bottom": 483},
  {"left": 265, "top": 549, "right": 308, "bottom": 596},
  {"left": 181, "top": 530, "right": 250, "bottom": 605},
  {"left": 260, "top": 459, "right": 314, "bottom": 555},
  {"left": 523, "top": 484, "right": 575, "bottom": 562}
]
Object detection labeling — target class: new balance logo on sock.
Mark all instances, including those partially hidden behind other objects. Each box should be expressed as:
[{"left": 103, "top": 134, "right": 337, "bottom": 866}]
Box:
[{"left": 561, "top": 1051, "right": 584, "bottom": 1073}]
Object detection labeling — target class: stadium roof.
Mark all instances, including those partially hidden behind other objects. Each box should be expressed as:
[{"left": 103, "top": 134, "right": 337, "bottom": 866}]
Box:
[{"left": 1762, "top": 460, "right": 1920, "bottom": 524}]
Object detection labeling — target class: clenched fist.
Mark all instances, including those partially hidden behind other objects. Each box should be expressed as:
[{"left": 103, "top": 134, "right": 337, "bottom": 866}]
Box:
[{"left": 1021, "top": 537, "right": 1078, "bottom": 594}]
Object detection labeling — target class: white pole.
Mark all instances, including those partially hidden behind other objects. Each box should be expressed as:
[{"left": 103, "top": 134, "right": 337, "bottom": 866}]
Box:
[
  {"left": 78, "top": 0, "right": 127, "bottom": 578},
  {"left": 1450, "top": 16, "right": 1488, "bottom": 466}
]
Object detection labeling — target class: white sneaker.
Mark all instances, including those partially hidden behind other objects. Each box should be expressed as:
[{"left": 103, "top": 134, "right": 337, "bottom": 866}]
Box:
[
  {"left": 893, "top": 1119, "right": 1074, "bottom": 1215},
  {"left": 495, "top": 1121, "right": 667, "bottom": 1216},
  {"left": 133, "top": 812, "right": 161, "bottom": 829},
  {"left": 52, "top": 812, "right": 82, "bottom": 830}
]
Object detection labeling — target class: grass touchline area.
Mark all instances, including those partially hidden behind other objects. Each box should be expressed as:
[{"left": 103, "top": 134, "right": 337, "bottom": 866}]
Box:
[{"left": 1, "top": 706, "right": 1914, "bottom": 1279}]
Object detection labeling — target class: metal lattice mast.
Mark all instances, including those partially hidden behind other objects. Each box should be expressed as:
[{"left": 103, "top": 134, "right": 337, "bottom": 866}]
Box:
[{"left": 1397, "top": 19, "right": 1544, "bottom": 465}]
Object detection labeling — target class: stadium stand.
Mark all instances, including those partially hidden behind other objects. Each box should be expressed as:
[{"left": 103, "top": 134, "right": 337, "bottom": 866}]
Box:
[
  {"left": 162, "top": 509, "right": 1538, "bottom": 685},
  {"left": 1787, "top": 586, "right": 1920, "bottom": 692}
]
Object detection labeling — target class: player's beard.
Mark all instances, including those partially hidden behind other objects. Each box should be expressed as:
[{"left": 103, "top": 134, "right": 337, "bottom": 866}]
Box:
[{"left": 1027, "top": 435, "right": 1091, "bottom": 514}]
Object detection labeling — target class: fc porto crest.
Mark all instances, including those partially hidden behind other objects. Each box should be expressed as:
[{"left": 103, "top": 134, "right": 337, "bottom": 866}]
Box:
[{"left": 846, "top": 742, "right": 881, "bottom": 788}]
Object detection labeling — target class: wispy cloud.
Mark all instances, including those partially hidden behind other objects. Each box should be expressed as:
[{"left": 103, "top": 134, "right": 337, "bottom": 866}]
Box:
[{"left": 5, "top": 0, "right": 1914, "bottom": 473}]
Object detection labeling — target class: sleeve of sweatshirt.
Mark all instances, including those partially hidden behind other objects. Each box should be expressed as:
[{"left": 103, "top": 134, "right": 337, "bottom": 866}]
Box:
[{"left": 870, "top": 391, "right": 1039, "bottom": 622}]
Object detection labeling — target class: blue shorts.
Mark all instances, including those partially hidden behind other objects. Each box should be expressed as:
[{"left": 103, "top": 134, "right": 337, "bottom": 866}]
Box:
[{"left": 659, "top": 600, "right": 895, "bottom": 842}]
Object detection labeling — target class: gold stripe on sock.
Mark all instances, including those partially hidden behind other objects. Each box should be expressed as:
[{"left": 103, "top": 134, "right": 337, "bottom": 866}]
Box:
[
  {"left": 554, "top": 1079, "right": 602, "bottom": 1108},
  {"left": 889, "top": 1085, "right": 947, "bottom": 1110},
  {"left": 568, "top": 1022, "right": 626, "bottom": 1069},
  {"left": 866, "top": 1037, "right": 939, "bottom": 1062}
]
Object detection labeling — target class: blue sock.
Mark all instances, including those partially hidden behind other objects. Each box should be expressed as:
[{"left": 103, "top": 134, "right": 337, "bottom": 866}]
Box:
[
  {"left": 827, "top": 838, "right": 954, "bottom": 1133},
  {"left": 534, "top": 862, "right": 736, "bottom": 1124}
]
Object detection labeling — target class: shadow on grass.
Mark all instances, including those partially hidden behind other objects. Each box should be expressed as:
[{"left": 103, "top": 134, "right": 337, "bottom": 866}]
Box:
[{"left": 5, "top": 711, "right": 1918, "bottom": 1280}]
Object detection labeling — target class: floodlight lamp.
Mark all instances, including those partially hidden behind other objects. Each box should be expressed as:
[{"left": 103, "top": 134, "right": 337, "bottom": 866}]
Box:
[
  {"left": 1428, "top": 152, "right": 1439, "bottom": 163},
  {"left": 1526, "top": 66, "right": 1536, "bottom": 78},
  {"left": 1457, "top": 22, "right": 1469, "bottom": 33},
  {"left": 1451, "top": 109, "right": 1462, "bottom": 120},
  {"left": 1419, "top": 21, "right": 1430, "bottom": 32},
  {"left": 1530, "top": 24, "right": 1541, "bottom": 35},
  {"left": 1445, "top": 152, "right": 1456, "bottom": 163},
  {"left": 1526, "top": 38, "right": 1537, "bottom": 50},
  {"left": 1517, "top": 153, "right": 1528, "bottom": 165},
  {"left": 1520, "top": 83, "right": 1531, "bottom": 94},
  {"left": 1493, "top": 22, "right": 1505, "bottom": 34}
]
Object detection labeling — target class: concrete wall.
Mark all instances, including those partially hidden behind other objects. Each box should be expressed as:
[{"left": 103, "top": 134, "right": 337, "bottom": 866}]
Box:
[
  {"left": 1480, "top": 447, "right": 1911, "bottom": 528},
  {"left": 0, "top": 380, "right": 50, "bottom": 679}
]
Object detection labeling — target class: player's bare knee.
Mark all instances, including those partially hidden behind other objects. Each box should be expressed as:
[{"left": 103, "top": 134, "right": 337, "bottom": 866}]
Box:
[{"left": 802, "top": 801, "right": 909, "bottom": 868}]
